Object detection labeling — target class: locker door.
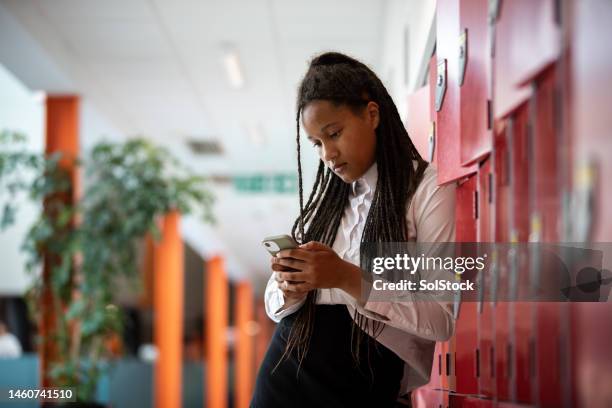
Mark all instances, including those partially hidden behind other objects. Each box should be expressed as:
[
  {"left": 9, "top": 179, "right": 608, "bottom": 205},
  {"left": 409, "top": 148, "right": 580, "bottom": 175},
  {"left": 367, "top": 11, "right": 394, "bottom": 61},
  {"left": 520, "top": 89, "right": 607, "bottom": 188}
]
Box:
[
  {"left": 450, "top": 395, "right": 494, "bottom": 407},
  {"left": 459, "top": 0, "right": 492, "bottom": 166},
  {"left": 435, "top": 0, "right": 478, "bottom": 184},
  {"left": 406, "top": 84, "right": 433, "bottom": 162},
  {"left": 506, "top": 104, "right": 533, "bottom": 404},
  {"left": 477, "top": 158, "right": 496, "bottom": 398},
  {"left": 507, "top": 105, "right": 530, "bottom": 243},
  {"left": 452, "top": 175, "right": 479, "bottom": 395},
  {"left": 493, "top": 128, "right": 511, "bottom": 402},
  {"left": 567, "top": 2, "right": 612, "bottom": 406},
  {"left": 493, "top": 0, "right": 561, "bottom": 119},
  {"left": 528, "top": 65, "right": 563, "bottom": 408}
]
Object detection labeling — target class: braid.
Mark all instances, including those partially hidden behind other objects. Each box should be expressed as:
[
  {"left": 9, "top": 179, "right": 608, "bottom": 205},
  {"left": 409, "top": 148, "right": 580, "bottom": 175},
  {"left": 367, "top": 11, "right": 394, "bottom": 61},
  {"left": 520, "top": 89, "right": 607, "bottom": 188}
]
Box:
[
  {"left": 296, "top": 110, "right": 305, "bottom": 243},
  {"left": 278, "top": 51, "right": 428, "bottom": 372}
]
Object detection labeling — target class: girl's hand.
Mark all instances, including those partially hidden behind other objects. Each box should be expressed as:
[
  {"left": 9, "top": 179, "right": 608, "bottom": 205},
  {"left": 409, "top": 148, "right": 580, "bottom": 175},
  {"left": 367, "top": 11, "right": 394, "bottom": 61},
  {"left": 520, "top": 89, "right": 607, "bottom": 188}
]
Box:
[
  {"left": 273, "top": 270, "right": 308, "bottom": 302},
  {"left": 272, "top": 241, "right": 362, "bottom": 299}
]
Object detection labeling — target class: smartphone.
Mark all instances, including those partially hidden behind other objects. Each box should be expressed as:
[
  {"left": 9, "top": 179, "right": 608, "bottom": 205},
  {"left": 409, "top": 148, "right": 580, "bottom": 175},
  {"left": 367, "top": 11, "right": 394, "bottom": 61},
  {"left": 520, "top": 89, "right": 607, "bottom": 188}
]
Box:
[
  {"left": 263, "top": 234, "right": 303, "bottom": 278},
  {"left": 262, "top": 234, "right": 298, "bottom": 256}
]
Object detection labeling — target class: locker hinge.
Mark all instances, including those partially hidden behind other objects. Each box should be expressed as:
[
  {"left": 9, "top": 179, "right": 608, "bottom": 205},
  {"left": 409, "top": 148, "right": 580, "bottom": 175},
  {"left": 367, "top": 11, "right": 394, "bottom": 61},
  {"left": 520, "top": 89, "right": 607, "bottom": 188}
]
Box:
[
  {"left": 459, "top": 29, "right": 468, "bottom": 86},
  {"left": 435, "top": 59, "right": 447, "bottom": 112}
]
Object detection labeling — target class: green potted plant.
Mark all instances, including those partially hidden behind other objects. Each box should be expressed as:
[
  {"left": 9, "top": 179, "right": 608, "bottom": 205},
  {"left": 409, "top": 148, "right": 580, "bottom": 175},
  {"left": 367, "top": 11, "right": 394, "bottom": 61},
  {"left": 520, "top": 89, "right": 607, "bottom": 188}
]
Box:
[{"left": 1, "top": 130, "right": 214, "bottom": 406}]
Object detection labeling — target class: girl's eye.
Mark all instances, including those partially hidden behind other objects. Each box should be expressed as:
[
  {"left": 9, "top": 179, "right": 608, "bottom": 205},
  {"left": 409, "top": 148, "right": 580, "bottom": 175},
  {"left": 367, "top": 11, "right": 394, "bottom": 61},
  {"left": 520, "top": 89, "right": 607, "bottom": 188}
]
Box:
[
  {"left": 329, "top": 130, "right": 342, "bottom": 139},
  {"left": 311, "top": 141, "right": 321, "bottom": 148}
]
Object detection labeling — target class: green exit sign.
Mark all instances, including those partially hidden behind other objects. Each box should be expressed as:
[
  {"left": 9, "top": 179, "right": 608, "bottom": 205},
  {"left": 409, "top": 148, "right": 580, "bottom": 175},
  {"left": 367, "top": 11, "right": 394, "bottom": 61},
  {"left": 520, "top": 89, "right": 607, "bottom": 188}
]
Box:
[{"left": 233, "top": 174, "right": 297, "bottom": 193}]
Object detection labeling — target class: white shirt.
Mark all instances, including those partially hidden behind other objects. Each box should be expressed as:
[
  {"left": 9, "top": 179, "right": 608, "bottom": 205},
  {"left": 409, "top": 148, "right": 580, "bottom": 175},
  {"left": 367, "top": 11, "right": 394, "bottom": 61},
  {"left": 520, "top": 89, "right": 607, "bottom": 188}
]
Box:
[
  {"left": 264, "top": 161, "right": 457, "bottom": 394},
  {"left": 0, "top": 332, "right": 23, "bottom": 358}
]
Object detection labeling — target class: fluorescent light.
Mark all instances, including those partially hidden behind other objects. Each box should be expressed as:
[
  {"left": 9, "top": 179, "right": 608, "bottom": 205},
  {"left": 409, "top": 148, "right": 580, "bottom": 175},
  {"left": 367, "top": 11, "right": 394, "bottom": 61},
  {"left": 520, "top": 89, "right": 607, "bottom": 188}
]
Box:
[
  {"left": 31, "top": 91, "right": 46, "bottom": 103},
  {"left": 223, "top": 51, "right": 245, "bottom": 89}
]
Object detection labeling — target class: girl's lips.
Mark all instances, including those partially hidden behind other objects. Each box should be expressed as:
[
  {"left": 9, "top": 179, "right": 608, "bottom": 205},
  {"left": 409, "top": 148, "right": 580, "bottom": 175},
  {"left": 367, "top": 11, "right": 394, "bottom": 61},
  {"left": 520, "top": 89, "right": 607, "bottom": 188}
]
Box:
[{"left": 333, "top": 163, "right": 347, "bottom": 174}]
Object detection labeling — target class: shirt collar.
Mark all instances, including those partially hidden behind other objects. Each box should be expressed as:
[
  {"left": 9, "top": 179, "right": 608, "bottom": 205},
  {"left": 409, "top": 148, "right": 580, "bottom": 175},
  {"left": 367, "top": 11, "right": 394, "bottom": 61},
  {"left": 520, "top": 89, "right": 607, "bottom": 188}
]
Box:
[{"left": 351, "top": 162, "right": 378, "bottom": 197}]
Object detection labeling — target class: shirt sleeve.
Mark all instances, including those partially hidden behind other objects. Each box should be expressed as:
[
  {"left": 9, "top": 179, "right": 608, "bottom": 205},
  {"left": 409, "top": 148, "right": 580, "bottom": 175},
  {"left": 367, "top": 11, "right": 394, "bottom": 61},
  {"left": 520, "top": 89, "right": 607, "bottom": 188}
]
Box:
[
  {"left": 264, "top": 272, "right": 306, "bottom": 323},
  {"left": 357, "top": 168, "right": 457, "bottom": 341}
]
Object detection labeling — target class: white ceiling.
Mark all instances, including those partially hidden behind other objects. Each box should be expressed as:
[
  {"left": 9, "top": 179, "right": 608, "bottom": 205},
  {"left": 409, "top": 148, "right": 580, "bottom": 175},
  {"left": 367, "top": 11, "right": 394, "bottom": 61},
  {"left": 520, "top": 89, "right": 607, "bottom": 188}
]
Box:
[{"left": 0, "top": 0, "right": 411, "bottom": 291}]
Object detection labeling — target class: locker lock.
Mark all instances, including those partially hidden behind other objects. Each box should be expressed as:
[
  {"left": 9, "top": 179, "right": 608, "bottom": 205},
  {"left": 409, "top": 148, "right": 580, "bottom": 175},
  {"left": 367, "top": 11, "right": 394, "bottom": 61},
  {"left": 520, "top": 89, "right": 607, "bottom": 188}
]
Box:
[{"left": 435, "top": 59, "right": 447, "bottom": 112}]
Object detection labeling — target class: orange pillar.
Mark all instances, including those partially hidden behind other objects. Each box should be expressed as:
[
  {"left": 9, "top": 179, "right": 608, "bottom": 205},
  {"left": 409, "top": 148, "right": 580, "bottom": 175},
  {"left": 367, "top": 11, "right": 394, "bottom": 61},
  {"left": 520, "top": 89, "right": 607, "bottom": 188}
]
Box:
[
  {"left": 254, "top": 300, "right": 273, "bottom": 372},
  {"left": 235, "top": 281, "right": 254, "bottom": 408},
  {"left": 205, "top": 256, "right": 229, "bottom": 408},
  {"left": 41, "top": 95, "right": 80, "bottom": 387},
  {"left": 154, "top": 211, "right": 184, "bottom": 408}
]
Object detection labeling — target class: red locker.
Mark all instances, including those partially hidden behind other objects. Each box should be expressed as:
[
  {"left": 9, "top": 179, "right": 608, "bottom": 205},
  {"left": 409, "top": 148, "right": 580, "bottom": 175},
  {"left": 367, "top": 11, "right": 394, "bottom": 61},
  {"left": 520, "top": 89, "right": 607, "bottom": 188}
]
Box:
[
  {"left": 493, "top": 127, "right": 511, "bottom": 402},
  {"left": 570, "top": 0, "right": 612, "bottom": 243},
  {"left": 435, "top": 0, "right": 478, "bottom": 184},
  {"left": 506, "top": 104, "right": 533, "bottom": 404},
  {"left": 450, "top": 174, "right": 479, "bottom": 395},
  {"left": 493, "top": 0, "right": 561, "bottom": 119},
  {"left": 530, "top": 66, "right": 560, "bottom": 243},
  {"left": 528, "top": 65, "right": 564, "bottom": 408},
  {"left": 406, "top": 84, "right": 433, "bottom": 162},
  {"left": 459, "top": 0, "right": 492, "bottom": 166},
  {"left": 477, "top": 158, "right": 496, "bottom": 398},
  {"left": 507, "top": 105, "right": 530, "bottom": 243},
  {"left": 450, "top": 395, "right": 494, "bottom": 407},
  {"left": 567, "top": 2, "right": 612, "bottom": 407}
]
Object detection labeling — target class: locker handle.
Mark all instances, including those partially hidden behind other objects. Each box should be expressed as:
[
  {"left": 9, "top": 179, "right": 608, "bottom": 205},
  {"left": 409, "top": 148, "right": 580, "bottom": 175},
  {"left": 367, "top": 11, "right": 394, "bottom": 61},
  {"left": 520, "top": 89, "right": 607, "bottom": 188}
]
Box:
[
  {"left": 458, "top": 29, "right": 468, "bottom": 87},
  {"left": 475, "top": 348, "right": 480, "bottom": 378},
  {"left": 428, "top": 122, "right": 436, "bottom": 162},
  {"left": 435, "top": 59, "right": 447, "bottom": 112},
  {"left": 489, "top": 0, "right": 501, "bottom": 23},
  {"left": 490, "top": 346, "right": 495, "bottom": 378},
  {"left": 507, "top": 343, "right": 513, "bottom": 378}
]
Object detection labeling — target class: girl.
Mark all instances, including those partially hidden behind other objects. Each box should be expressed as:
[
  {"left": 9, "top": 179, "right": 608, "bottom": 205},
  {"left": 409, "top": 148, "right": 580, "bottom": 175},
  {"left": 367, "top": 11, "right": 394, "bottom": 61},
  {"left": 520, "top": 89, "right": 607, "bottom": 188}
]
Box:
[{"left": 251, "top": 52, "right": 456, "bottom": 408}]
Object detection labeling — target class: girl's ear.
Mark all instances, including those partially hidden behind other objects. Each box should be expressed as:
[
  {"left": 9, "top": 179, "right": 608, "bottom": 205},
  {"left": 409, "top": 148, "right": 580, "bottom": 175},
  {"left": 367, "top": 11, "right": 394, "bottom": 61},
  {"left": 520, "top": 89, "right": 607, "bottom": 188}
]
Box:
[{"left": 366, "top": 101, "right": 380, "bottom": 130}]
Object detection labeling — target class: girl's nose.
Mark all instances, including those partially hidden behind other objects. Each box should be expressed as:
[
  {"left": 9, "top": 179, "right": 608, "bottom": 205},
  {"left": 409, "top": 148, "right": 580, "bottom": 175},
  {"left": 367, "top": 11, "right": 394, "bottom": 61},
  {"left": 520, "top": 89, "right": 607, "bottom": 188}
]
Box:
[{"left": 321, "top": 143, "right": 339, "bottom": 162}]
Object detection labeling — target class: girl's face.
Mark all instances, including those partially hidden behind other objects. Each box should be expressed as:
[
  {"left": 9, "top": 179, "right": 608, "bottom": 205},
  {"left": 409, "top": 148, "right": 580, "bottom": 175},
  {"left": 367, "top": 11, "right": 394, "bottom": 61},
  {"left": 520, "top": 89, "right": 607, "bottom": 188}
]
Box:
[{"left": 302, "top": 100, "right": 379, "bottom": 183}]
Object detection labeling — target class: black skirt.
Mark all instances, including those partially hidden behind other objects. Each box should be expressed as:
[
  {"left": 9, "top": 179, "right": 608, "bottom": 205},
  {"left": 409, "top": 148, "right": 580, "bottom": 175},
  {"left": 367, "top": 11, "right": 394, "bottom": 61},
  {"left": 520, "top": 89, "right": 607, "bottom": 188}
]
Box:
[{"left": 251, "top": 304, "right": 404, "bottom": 408}]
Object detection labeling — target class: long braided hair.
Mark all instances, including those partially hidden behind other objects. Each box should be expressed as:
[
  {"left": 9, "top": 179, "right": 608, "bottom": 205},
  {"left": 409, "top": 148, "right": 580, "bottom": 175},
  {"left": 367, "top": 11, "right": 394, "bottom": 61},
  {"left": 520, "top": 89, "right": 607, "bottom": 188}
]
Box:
[{"left": 280, "top": 51, "right": 428, "bottom": 371}]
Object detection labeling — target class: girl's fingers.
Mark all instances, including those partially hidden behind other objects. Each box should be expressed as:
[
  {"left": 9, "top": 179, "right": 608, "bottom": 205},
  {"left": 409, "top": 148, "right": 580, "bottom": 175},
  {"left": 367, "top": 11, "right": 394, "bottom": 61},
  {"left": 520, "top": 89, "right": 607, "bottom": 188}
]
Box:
[
  {"left": 284, "top": 281, "right": 311, "bottom": 292},
  {"left": 275, "top": 257, "right": 306, "bottom": 270},
  {"left": 275, "top": 273, "right": 305, "bottom": 285},
  {"left": 276, "top": 248, "right": 312, "bottom": 261},
  {"left": 277, "top": 271, "right": 308, "bottom": 282},
  {"left": 271, "top": 263, "right": 301, "bottom": 273}
]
